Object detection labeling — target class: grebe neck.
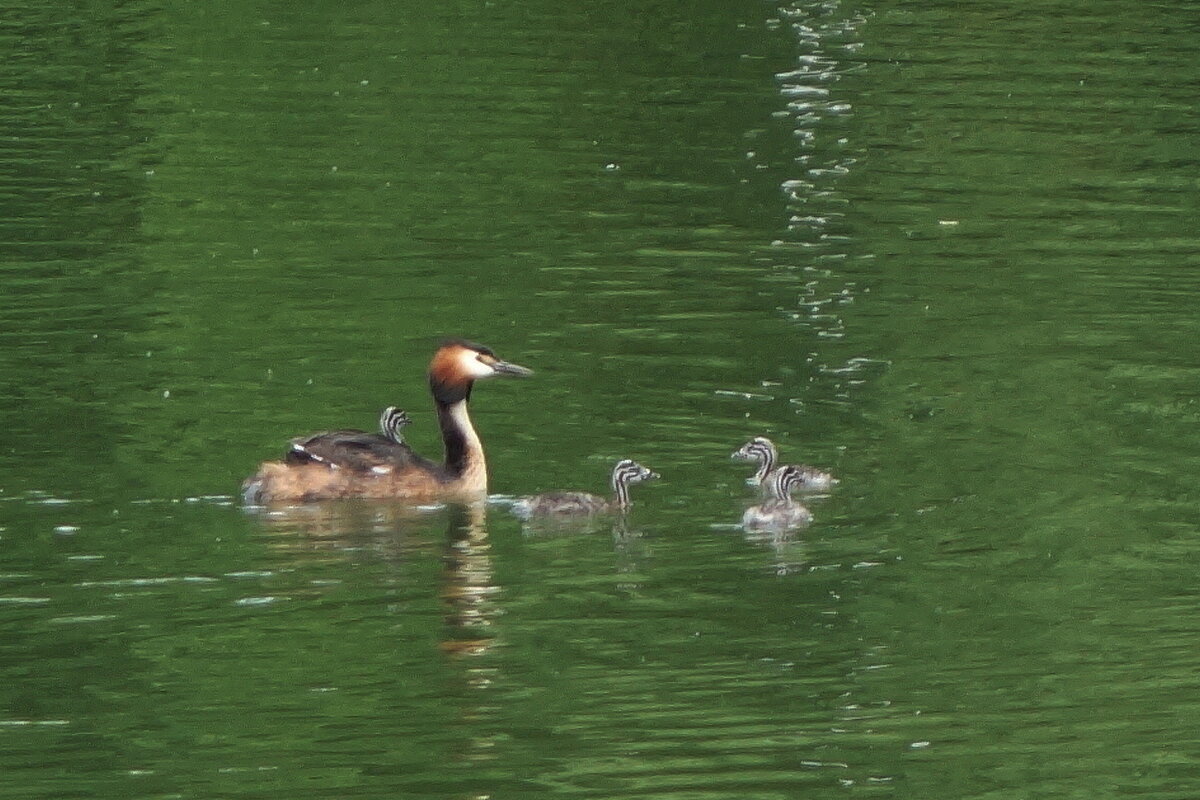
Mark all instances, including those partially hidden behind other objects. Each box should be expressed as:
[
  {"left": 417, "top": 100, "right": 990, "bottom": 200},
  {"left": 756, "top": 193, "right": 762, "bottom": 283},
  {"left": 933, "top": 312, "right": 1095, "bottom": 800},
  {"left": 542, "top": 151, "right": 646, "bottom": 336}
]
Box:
[
  {"left": 765, "top": 464, "right": 801, "bottom": 502},
  {"left": 437, "top": 397, "right": 483, "bottom": 478},
  {"left": 754, "top": 442, "right": 777, "bottom": 483},
  {"left": 612, "top": 473, "right": 631, "bottom": 509}
]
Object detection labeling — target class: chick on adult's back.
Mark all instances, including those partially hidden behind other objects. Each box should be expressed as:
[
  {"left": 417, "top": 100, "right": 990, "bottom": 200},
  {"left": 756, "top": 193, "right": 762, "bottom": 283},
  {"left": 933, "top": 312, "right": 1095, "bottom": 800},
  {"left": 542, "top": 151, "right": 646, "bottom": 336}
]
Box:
[{"left": 284, "top": 406, "right": 412, "bottom": 473}]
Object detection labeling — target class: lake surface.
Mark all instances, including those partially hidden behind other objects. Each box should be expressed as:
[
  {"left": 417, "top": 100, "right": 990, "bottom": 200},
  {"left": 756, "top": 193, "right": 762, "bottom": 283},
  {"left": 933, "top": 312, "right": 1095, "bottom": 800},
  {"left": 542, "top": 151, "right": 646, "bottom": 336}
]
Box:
[{"left": 3, "top": 0, "right": 1199, "bottom": 797}]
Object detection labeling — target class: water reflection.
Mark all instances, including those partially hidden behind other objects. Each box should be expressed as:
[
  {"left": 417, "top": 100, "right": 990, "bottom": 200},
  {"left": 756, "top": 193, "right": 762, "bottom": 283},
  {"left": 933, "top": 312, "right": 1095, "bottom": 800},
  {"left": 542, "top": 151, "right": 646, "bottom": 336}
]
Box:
[
  {"left": 247, "top": 500, "right": 437, "bottom": 568},
  {"left": 246, "top": 499, "right": 503, "bottom": 660},
  {"left": 244, "top": 497, "right": 509, "bottom": 782},
  {"left": 766, "top": 1, "right": 877, "bottom": 428},
  {"left": 518, "top": 510, "right": 655, "bottom": 583},
  {"left": 440, "top": 503, "right": 500, "bottom": 660},
  {"left": 741, "top": 525, "right": 809, "bottom": 577}
]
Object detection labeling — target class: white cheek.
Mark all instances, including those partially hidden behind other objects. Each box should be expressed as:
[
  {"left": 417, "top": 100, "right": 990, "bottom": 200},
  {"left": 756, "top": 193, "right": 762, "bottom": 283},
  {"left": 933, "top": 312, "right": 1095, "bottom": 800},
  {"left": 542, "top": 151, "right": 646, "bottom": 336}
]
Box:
[{"left": 458, "top": 349, "right": 495, "bottom": 378}]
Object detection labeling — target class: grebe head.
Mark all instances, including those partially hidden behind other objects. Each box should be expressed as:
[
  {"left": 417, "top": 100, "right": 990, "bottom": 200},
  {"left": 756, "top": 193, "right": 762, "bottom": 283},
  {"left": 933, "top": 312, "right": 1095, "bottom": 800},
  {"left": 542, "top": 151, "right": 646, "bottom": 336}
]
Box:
[
  {"left": 611, "top": 459, "right": 659, "bottom": 490},
  {"left": 611, "top": 459, "right": 658, "bottom": 510},
  {"left": 379, "top": 406, "right": 411, "bottom": 443},
  {"left": 429, "top": 339, "right": 532, "bottom": 404},
  {"left": 732, "top": 436, "right": 777, "bottom": 484},
  {"left": 732, "top": 436, "right": 776, "bottom": 464}
]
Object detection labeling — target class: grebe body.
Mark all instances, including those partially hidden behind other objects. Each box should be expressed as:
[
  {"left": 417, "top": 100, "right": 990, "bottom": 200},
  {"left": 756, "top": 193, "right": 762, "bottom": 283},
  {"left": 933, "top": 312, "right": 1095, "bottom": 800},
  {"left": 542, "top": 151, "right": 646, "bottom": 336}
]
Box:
[
  {"left": 242, "top": 340, "right": 531, "bottom": 504},
  {"left": 732, "top": 436, "right": 836, "bottom": 492},
  {"left": 741, "top": 464, "right": 814, "bottom": 531},
  {"left": 511, "top": 459, "right": 658, "bottom": 519}
]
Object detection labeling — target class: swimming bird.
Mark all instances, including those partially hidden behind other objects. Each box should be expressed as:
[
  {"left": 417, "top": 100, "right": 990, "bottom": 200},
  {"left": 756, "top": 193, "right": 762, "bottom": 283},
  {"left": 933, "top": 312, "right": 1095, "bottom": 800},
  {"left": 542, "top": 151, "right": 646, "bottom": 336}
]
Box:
[
  {"left": 511, "top": 459, "right": 659, "bottom": 519},
  {"left": 731, "top": 436, "right": 836, "bottom": 492},
  {"left": 242, "top": 339, "right": 532, "bottom": 504},
  {"left": 741, "top": 464, "right": 814, "bottom": 531}
]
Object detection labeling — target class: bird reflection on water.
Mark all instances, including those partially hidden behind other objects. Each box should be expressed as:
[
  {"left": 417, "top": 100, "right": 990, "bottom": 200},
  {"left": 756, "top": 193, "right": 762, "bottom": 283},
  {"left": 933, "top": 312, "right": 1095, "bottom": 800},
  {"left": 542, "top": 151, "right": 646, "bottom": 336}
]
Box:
[
  {"left": 440, "top": 503, "right": 501, "bottom": 661},
  {"left": 742, "top": 525, "right": 809, "bottom": 577},
  {"left": 244, "top": 499, "right": 502, "bottom": 661}
]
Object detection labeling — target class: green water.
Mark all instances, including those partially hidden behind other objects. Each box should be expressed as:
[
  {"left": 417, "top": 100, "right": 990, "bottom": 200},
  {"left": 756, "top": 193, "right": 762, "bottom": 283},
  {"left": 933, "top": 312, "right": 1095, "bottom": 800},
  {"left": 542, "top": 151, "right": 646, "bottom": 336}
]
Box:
[{"left": 3, "top": 0, "right": 1199, "bottom": 796}]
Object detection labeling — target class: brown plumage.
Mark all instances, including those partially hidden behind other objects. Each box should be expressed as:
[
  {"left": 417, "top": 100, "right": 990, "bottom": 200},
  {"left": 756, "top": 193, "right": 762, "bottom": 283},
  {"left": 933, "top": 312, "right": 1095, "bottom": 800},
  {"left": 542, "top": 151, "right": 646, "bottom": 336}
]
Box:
[
  {"left": 242, "top": 340, "right": 531, "bottom": 504},
  {"left": 283, "top": 407, "right": 412, "bottom": 472}
]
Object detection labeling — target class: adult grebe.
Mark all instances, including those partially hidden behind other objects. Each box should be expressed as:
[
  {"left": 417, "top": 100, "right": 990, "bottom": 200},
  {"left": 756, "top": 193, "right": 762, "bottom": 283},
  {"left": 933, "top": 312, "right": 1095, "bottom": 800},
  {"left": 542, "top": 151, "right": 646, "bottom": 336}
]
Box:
[
  {"left": 741, "top": 464, "right": 814, "bottom": 531},
  {"left": 511, "top": 459, "right": 659, "bottom": 519},
  {"left": 242, "top": 339, "right": 532, "bottom": 504},
  {"left": 731, "top": 436, "right": 836, "bottom": 492}
]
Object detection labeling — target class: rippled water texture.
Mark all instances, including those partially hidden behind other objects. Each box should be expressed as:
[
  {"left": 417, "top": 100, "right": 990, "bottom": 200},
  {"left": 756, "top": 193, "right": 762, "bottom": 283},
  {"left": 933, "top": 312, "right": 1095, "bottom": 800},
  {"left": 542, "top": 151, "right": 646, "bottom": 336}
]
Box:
[{"left": 2, "top": 0, "right": 1199, "bottom": 797}]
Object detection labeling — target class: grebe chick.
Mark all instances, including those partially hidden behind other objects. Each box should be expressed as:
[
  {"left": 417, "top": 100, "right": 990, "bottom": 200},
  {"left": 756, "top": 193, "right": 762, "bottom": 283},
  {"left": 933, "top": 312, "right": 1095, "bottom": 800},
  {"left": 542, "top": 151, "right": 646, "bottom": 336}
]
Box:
[
  {"left": 379, "top": 406, "right": 411, "bottom": 444},
  {"left": 511, "top": 459, "right": 659, "bottom": 519},
  {"left": 243, "top": 339, "right": 532, "bottom": 504},
  {"left": 731, "top": 436, "right": 836, "bottom": 492},
  {"left": 285, "top": 406, "right": 412, "bottom": 473},
  {"left": 741, "top": 464, "right": 814, "bottom": 531}
]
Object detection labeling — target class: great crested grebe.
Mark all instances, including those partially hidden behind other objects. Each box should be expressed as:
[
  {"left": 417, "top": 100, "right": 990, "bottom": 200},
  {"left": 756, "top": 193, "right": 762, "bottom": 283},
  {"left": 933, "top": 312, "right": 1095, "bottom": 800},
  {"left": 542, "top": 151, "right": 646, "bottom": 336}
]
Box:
[
  {"left": 731, "top": 436, "right": 836, "bottom": 492},
  {"left": 741, "top": 464, "right": 814, "bottom": 531},
  {"left": 511, "top": 459, "right": 659, "bottom": 519},
  {"left": 242, "top": 339, "right": 532, "bottom": 504}
]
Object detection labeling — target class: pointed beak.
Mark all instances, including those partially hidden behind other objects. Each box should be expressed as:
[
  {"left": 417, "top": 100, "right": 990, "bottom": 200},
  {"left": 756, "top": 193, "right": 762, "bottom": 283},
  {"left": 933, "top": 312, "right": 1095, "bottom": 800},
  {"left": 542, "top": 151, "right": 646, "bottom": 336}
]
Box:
[{"left": 493, "top": 360, "right": 533, "bottom": 377}]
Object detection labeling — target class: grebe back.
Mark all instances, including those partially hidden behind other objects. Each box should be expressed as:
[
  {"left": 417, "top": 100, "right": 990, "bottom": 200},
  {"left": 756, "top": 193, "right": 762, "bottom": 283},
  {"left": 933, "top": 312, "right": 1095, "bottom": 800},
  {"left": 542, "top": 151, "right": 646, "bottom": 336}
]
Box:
[{"left": 283, "top": 406, "right": 412, "bottom": 473}]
